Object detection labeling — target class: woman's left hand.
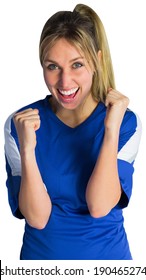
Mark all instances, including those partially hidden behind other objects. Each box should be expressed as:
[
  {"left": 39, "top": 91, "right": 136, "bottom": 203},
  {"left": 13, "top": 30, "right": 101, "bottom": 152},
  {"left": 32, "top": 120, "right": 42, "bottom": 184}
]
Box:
[{"left": 104, "top": 88, "right": 129, "bottom": 133}]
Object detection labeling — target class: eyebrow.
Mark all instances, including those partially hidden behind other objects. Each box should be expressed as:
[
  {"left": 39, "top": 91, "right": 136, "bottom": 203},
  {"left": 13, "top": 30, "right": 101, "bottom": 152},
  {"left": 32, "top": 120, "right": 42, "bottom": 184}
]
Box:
[{"left": 44, "top": 56, "right": 84, "bottom": 64}]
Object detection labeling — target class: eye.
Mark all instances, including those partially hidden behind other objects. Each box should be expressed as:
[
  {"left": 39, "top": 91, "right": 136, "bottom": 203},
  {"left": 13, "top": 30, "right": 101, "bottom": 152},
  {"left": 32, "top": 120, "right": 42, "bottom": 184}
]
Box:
[
  {"left": 72, "top": 62, "right": 83, "bottom": 69},
  {"left": 46, "top": 64, "right": 59, "bottom": 71}
]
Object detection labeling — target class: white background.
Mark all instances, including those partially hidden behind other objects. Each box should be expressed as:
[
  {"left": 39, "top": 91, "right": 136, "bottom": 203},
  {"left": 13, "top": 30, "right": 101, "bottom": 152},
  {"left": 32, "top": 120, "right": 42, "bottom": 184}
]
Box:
[{"left": 0, "top": 0, "right": 146, "bottom": 266}]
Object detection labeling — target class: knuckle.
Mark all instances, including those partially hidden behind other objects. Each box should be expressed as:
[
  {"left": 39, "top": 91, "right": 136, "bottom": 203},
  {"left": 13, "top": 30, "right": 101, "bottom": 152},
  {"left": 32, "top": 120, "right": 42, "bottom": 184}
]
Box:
[
  {"left": 123, "top": 96, "right": 130, "bottom": 105},
  {"left": 13, "top": 114, "right": 20, "bottom": 124}
]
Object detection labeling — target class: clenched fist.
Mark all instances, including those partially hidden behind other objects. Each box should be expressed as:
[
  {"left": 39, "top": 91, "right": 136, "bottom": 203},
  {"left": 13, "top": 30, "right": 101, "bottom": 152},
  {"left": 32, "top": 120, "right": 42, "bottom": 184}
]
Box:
[
  {"left": 13, "top": 108, "right": 40, "bottom": 152},
  {"left": 104, "top": 88, "right": 129, "bottom": 133}
]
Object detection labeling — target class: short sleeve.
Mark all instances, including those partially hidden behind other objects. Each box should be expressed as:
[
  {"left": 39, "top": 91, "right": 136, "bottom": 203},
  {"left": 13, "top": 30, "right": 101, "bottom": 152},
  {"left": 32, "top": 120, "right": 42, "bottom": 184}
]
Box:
[
  {"left": 117, "top": 111, "right": 142, "bottom": 208},
  {"left": 4, "top": 113, "right": 23, "bottom": 219}
]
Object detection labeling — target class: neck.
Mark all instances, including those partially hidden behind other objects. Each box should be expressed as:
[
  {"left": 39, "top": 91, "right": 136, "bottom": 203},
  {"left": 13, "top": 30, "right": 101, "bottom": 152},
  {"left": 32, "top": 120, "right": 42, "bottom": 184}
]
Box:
[{"left": 49, "top": 95, "right": 98, "bottom": 128}]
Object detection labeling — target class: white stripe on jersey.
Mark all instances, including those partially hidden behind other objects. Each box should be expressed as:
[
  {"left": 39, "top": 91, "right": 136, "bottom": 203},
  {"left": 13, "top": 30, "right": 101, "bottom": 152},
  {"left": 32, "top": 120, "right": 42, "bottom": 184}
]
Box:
[
  {"left": 4, "top": 113, "right": 21, "bottom": 176},
  {"left": 118, "top": 114, "right": 142, "bottom": 163}
]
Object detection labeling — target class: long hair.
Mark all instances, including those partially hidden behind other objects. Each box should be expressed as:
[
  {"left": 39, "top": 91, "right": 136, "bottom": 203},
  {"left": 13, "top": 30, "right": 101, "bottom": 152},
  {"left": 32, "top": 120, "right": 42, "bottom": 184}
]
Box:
[{"left": 39, "top": 4, "right": 115, "bottom": 102}]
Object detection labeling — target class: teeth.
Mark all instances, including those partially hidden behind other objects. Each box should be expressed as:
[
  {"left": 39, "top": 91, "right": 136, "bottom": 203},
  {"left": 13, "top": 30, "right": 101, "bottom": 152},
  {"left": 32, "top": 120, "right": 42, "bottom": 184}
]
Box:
[{"left": 58, "top": 88, "right": 78, "bottom": 96}]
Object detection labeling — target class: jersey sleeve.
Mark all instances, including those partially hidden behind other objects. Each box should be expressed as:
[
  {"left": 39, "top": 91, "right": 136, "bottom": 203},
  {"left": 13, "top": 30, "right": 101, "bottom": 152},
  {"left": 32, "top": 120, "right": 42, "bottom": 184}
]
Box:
[
  {"left": 4, "top": 113, "right": 24, "bottom": 219},
  {"left": 117, "top": 110, "right": 142, "bottom": 208}
]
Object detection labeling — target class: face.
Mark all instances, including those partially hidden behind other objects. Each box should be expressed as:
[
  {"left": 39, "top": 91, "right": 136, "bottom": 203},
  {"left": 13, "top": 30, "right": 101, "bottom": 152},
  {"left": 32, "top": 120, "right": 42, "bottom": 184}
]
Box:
[{"left": 43, "top": 38, "right": 95, "bottom": 111}]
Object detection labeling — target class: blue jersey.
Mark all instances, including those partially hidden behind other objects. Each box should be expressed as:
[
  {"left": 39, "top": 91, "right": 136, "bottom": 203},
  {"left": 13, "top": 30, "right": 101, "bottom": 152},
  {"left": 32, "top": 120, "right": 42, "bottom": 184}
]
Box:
[{"left": 4, "top": 95, "right": 142, "bottom": 260}]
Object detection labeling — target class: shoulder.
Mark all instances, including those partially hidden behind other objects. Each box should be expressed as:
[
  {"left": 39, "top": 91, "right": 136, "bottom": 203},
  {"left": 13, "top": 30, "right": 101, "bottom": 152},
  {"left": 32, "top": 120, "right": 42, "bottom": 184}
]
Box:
[
  {"left": 16, "top": 95, "right": 49, "bottom": 113},
  {"left": 121, "top": 109, "right": 142, "bottom": 134},
  {"left": 118, "top": 109, "right": 142, "bottom": 163}
]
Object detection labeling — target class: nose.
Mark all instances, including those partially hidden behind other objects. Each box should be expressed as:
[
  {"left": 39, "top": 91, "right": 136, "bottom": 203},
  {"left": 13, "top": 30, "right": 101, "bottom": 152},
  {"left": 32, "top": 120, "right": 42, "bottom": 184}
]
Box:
[{"left": 58, "top": 69, "right": 72, "bottom": 88}]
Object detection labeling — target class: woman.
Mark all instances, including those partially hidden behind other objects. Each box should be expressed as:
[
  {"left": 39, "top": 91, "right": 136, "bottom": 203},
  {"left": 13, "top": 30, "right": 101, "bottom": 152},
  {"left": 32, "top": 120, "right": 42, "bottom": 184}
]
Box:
[{"left": 4, "top": 4, "right": 142, "bottom": 260}]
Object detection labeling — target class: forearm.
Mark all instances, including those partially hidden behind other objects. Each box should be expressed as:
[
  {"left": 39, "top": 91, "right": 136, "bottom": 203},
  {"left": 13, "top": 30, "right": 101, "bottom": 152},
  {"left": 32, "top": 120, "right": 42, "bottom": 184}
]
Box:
[
  {"left": 86, "top": 129, "right": 122, "bottom": 218},
  {"left": 19, "top": 149, "right": 52, "bottom": 229}
]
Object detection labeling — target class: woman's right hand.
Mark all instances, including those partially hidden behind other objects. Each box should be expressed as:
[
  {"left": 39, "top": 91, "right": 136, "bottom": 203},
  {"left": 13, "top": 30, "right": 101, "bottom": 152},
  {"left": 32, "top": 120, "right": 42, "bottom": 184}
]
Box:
[
  {"left": 13, "top": 108, "right": 40, "bottom": 152},
  {"left": 13, "top": 108, "right": 52, "bottom": 229}
]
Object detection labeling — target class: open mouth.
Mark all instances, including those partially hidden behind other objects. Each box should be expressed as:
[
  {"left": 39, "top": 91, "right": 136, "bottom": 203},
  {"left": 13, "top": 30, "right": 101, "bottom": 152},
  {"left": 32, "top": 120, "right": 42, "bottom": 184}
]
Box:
[{"left": 57, "top": 88, "right": 79, "bottom": 100}]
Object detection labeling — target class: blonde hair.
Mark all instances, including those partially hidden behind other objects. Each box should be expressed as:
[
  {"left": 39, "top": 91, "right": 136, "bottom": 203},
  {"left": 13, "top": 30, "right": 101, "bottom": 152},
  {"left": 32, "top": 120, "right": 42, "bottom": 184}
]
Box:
[{"left": 39, "top": 4, "right": 115, "bottom": 102}]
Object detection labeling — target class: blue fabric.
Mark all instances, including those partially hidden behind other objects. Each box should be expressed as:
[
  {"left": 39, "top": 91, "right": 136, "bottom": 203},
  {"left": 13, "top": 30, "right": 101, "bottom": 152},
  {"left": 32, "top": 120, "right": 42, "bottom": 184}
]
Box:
[{"left": 5, "top": 95, "right": 138, "bottom": 260}]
